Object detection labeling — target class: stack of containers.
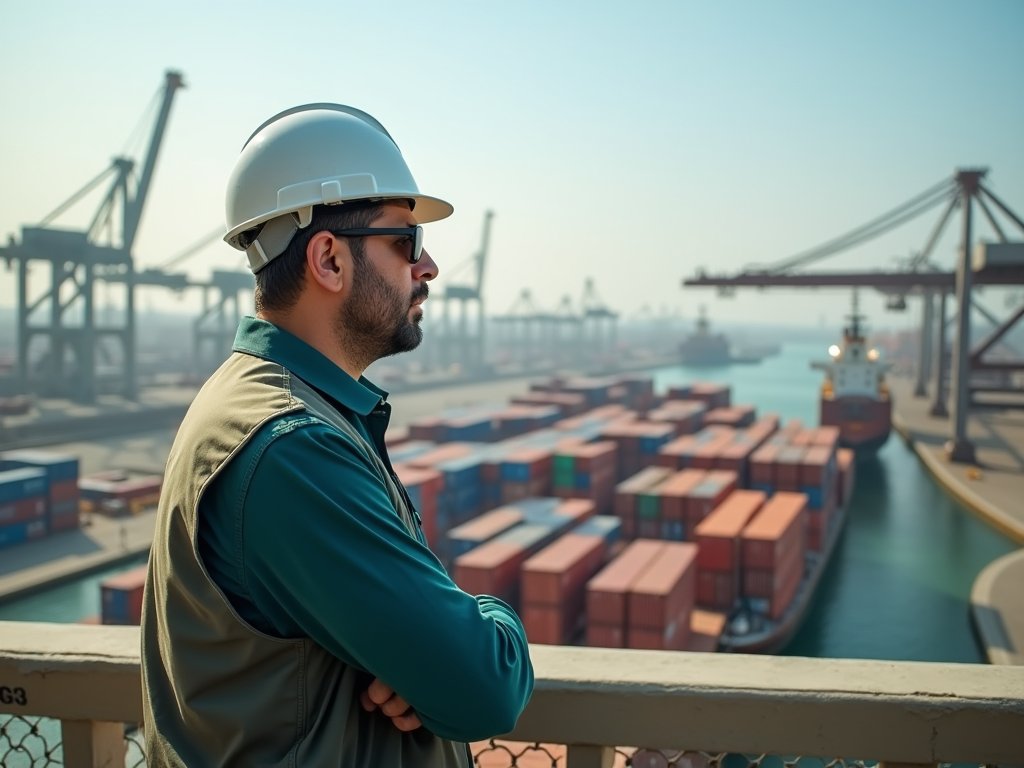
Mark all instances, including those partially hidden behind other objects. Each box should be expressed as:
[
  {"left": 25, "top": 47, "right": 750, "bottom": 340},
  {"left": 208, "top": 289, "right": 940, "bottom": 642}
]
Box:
[
  {"left": 586, "top": 539, "right": 664, "bottom": 647},
  {"left": 683, "top": 470, "right": 740, "bottom": 536},
  {"left": 520, "top": 528, "right": 611, "bottom": 644},
  {"left": 394, "top": 464, "right": 444, "bottom": 550},
  {"left": 0, "top": 467, "right": 49, "bottom": 548},
  {"left": 613, "top": 374, "right": 656, "bottom": 411},
  {"left": 704, "top": 405, "right": 756, "bottom": 428},
  {"left": 800, "top": 444, "right": 836, "bottom": 552},
  {"left": 614, "top": 466, "right": 673, "bottom": 539},
  {"left": 499, "top": 447, "right": 553, "bottom": 503},
  {"left": 741, "top": 492, "right": 808, "bottom": 620},
  {"left": 407, "top": 416, "right": 445, "bottom": 442},
  {"left": 599, "top": 421, "right": 677, "bottom": 479},
  {"left": 650, "top": 469, "right": 706, "bottom": 541},
  {"left": 2, "top": 450, "right": 80, "bottom": 533},
  {"left": 388, "top": 440, "right": 437, "bottom": 464},
  {"left": 773, "top": 446, "right": 807, "bottom": 492},
  {"left": 408, "top": 444, "right": 487, "bottom": 530},
  {"left": 748, "top": 443, "right": 780, "bottom": 495},
  {"left": 441, "top": 413, "right": 497, "bottom": 443},
  {"left": 552, "top": 441, "right": 618, "bottom": 514},
  {"left": 644, "top": 400, "right": 707, "bottom": 434},
  {"left": 510, "top": 391, "right": 588, "bottom": 418},
  {"left": 836, "top": 448, "right": 856, "bottom": 508},
  {"left": 687, "top": 383, "right": 731, "bottom": 409},
  {"left": 714, "top": 434, "right": 760, "bottom": 486},
  {"left": 492, "top": 405, "right": 561, "bottom": 440},
  {"left": 453, "top": 499, "right": 595, "bottom": 606},
  {"left": 665, "top": 384, "right": 693, "bottom": 401},
  {"left": 693, "top": 490, "right": 767, "bottom": 610},
  {"left": 690, "top": 429, "right": 738, "bottom": 470},
  {"left": 655, "top": 426, "right": 729, "bottom": 470},
  {"left": 100, "top": 565, "right": 148, "bottom": 625},
  {"left": 627, "top": 541, "right": 698, "bottom": 650},
  {"left": 446, "top": 506, "right": 525, "bottom": 562}
]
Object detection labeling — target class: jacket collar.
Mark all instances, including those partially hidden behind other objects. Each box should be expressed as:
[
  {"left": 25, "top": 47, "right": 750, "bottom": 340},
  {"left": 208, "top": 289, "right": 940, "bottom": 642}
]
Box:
[{"left": 232, "top": 316, "right": 386, "bottom": 416}]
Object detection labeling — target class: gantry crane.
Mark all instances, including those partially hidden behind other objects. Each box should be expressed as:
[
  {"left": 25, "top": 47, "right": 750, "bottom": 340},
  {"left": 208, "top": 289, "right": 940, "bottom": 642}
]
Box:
[
  {"left": 0, "top": 71, "right": 187, "bottom": 401},
  {"left": 437, "top": 210, "right": 493, "bottom": 372},
  {"left": 683, "top": 168, "right": 1024, "bottom": 463}
]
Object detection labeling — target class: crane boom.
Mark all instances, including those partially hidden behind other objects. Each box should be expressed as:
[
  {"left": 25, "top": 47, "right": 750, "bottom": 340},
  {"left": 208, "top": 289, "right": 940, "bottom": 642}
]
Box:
[
  {"left": 123, "top": 70, "right": 185, "bottom": 251},
  {"left": 475, "top": 210, "right": 494, "bottom": 295}
]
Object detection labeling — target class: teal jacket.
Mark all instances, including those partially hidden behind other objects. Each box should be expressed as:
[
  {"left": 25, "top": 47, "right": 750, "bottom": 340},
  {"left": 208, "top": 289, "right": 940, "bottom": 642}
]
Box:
[{"left": 196, "top": 317, "right": 533, "bottom": 742}]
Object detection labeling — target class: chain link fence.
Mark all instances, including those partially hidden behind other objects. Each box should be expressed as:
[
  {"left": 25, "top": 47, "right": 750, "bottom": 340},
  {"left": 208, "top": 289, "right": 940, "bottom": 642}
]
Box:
[{"left": 0, "top": 717, "right": 1001, "bottom": 768}]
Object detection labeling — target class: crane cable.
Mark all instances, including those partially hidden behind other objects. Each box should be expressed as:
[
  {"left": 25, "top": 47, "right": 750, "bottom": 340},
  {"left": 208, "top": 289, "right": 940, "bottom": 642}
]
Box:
[{"left": 762, "top": 177, "right": 957, "bottom": 274}]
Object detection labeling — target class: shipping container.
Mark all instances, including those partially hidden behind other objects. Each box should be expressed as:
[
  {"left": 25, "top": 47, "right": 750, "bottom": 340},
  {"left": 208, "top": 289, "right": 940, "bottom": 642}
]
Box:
[
  {"left": 774, "top": 446, "right": 807, "bottom": 491},
  {"left": 1, "top": 450, "right": 79, "bottom": 484},
  {"left": 100, "top": 565, "right": 148, "bottom": 625},
  {"left": 627, "top": 542, "right": 698, "bottom": 631},
  {"left": 586, "top": 539, "right": 665, "bottom": 628},
  {"left": 446, "top": 507, "right": 524, "bottom": 559},
  {"left": 0, "top": 496, "right": 47, "bottom": 526},
  {"left": 0, "top": 468, "right": 49, "bottom": 504},
  {"left": 741, "top": 492, "right": 808, "bottom": 570},
  {"left": 0, "top": 519, "right": 48, "bottom": 548},
  {"left": 694, "top": 490, "right": 767, "bottom": 572},
  {"left": 686, "top": 609, "right": 728, "bottom": 652},
  {"left": 704, "top": 405, "right": 756, "bottom": 428}
]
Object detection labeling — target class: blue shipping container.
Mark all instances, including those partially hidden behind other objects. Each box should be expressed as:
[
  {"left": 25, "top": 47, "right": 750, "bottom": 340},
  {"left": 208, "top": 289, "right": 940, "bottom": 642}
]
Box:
[
  {"left": 0, "top": 469, "right": 49, "bottom": 504},
  {"left": 0, "top": 519, "right": 48, "bottom": 549},
  {"left": 1, "top": 450, "right": 79, "bottom": 484}
]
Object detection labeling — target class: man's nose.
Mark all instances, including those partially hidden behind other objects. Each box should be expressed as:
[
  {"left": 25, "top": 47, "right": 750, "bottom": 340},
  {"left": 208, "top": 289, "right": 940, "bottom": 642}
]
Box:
[{"left": 413, "top": 249, "right": 438, "bottom": 281}]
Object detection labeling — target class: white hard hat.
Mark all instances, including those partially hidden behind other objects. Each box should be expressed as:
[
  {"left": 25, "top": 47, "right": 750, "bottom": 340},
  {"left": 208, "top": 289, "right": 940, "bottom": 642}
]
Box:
[{"left": 224, "top": 104, "right": 453, "bottom": 273}]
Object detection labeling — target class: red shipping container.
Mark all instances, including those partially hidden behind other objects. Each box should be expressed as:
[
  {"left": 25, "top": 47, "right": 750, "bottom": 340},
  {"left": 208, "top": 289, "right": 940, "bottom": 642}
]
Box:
[
  {"left": 656, "top": 469, "right": 707, "bottom": 522},
  {"left": 0, "top": 496, "right": 47, "bottom": 526},
  {"left": 749, "top": 444, "right": 780, "bottom": 486},
  {"left": 696, "top": 570, "right": 740, "bottom": 610},
  {"left": 690, "top": 432, "right": 736, "bottom": 470},
  {"left": 774, "top": 447, "right": 807, "bottom": 491},
  {"left": 586, "top": 622, "right": 626, "bottom": 648},
  {"left": 522, "top": 603, "right": 579, "bottom": 645},
  {"left": 741, "top": 492, "right": 807, "bottom": 570},
  {"left": 694, "top": 490, "right": 767, "bottom": 571},
  {"left": 586, "top": 539, "right": 665, "bottom": 626},
  {"left": 522, "top": 534, "right": 606, "bottom": 606},
  {"left": 656, "top": 435, "right": 699, "bottom": 470},
  {"left": 743, "top": 546, "right": 804, "bottom": 598},
  {"left": 49, "top": 479, "right": 80, "bottom": 503},
  {"left": 799, "top": 446, "right": 833, "bottom": 488},
  {"left": 789, "top": 429, "right": 816, "bottom": 447},
  {"left": 408, "top": 443, "right": 476, "bottom": 470},
  {"left": 628, "top": 542, "right": 698, "bottom": 631},
  {"left": 454, "top": 541, "right": 527, "bottom": 601},
  {"left": 813, "top": 425, "right": 841, "bottom": 451},
  {"left": 628, "top": 622, "right": 688, "bottom": 651},
  {"left": 704, "top": 405, "right": 755, "bottom": 428},
  {"left": 687, "top": 382, "right": 731, "bottom": 409},
  {"left": 101, "top": 565, "right": 147, "bottom": 625}
]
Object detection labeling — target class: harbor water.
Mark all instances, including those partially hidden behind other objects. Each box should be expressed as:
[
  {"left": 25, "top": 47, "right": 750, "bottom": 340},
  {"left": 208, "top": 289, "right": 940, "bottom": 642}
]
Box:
[{"left": 1, "top": 343, "right": 1017, "bottom": 662}]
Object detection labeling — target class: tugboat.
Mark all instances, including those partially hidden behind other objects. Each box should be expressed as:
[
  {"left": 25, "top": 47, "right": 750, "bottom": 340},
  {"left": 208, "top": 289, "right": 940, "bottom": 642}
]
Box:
[{"left": 813, "top": 290, "right": 892, "bottom": 454}]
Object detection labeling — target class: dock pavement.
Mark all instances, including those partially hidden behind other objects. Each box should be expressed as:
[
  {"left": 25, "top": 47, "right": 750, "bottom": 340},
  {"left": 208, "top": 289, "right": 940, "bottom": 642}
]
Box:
[
  {"left": 0, "top": 510, "right": 155, "bottom": 605},
  {"left": 889, "top": 376, "right": 1024, "bottom": 544},
  {"left": 889, "top": 376, "right": 1024, "bottom": 665}
]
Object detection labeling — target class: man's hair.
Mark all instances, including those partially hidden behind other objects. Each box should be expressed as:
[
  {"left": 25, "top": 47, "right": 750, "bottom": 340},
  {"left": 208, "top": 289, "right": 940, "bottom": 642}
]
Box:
[{"left": 254, "top": 201, "right": 383, "bottom": 314}]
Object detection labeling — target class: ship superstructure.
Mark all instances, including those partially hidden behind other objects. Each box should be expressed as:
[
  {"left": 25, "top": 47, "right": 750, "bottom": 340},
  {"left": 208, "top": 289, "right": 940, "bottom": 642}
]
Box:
[{"left": 813, "top": 291, "right": 891, "bottom": 454}]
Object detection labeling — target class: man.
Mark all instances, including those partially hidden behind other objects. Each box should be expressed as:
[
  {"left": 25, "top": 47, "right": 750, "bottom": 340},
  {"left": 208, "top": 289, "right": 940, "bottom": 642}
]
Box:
[{"left": 141, "top": 105, "right": 534, "bottom": 767}]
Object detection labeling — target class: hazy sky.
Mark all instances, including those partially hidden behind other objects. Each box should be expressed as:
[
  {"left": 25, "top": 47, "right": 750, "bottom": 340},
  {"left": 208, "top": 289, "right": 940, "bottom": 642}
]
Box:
[{"left": 1, "top": 0, "right": 1022, "bottom": 331}]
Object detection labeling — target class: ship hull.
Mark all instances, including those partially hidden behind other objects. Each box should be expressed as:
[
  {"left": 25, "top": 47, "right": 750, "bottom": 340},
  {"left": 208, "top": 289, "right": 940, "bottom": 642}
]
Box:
[{"left": 820, "top": 396, "right": 891, "bottom": 455}]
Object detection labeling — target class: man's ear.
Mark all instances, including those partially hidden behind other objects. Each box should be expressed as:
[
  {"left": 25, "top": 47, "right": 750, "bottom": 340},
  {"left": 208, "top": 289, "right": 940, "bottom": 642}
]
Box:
[{"left": 306, "top": 231, "right": 348, "bottom": 294}]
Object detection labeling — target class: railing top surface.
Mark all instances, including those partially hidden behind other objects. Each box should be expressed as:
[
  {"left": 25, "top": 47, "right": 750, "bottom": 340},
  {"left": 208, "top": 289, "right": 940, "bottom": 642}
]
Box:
[
  {"left": 4, "top": 622, "right": 1024, "bottom": 763},
  {"left": 3, "top": 622, "right": 1022, "bottom": 702}
]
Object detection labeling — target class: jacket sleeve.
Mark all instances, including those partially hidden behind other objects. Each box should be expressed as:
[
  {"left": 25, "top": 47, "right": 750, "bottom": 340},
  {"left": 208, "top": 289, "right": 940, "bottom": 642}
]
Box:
[{"left": 239, "top": 422, "right": 534, "bottom": 742}]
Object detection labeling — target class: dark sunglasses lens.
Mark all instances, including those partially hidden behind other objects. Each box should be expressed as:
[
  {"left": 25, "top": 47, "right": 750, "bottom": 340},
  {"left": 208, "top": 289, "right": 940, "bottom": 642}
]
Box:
[{"left": 411, "top": 226, "right": 423, "bottom": 263}]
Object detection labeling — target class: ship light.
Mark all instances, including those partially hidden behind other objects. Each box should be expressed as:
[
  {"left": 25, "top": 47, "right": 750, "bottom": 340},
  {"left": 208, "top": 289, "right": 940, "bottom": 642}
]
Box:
[
  {"left": 867, "top": 348, "right": 880, "bottom": 362},
  {"left": 828, "top": 344, "right": 841, "bottom": 358}
]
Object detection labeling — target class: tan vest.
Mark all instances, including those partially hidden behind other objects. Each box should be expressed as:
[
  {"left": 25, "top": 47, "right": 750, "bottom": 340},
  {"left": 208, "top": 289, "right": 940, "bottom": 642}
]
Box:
[{"left": 141, "top": 351, "right": 472, "bottom": 767}]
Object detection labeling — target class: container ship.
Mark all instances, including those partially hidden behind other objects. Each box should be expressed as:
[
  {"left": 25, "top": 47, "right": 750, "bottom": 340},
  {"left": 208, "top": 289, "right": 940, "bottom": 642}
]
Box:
[
  {"left": 813, "top": 292, "right": 891, "bottom": 455},
  {"left": 680, "top": 307, "right": 780, "bottom": 367},
  {"left": 36, "top": 372, "right": 856, "bottom": 656}
]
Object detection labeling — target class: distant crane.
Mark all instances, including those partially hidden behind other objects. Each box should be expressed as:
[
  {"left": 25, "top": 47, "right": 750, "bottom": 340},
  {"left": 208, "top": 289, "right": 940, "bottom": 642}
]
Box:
[
  {"left": 437, "top": 210, "right": 493, "bottom": 372},
  {"left": 0, "top": 71, "right": 187, "bottom": 401}
]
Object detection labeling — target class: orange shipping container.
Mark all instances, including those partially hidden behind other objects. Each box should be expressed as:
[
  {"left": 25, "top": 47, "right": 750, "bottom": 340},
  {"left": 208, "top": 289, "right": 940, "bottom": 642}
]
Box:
[
  {"left": 694, "top": 490, "right": 767, "bottom": 572},
  {"left": 521, "top": 534, "right": 606, "bottom": 607},
  {"left": 656, "top": 469, "right": 707, "bottom": 522},
  {"left": 627, "top": 541, "right": 698, "bottom": 631},
  {"left": 586, "top": 539, "right": 665, "bottom": 626},
  {"left": 741, "top": 492, "right": 808, "bottom": 570}
]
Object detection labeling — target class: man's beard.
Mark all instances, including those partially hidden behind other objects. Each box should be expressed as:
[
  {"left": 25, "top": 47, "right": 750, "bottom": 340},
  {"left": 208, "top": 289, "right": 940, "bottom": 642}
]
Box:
[{"left": 335, "top": 255, "right": 427, "bottom": 370}]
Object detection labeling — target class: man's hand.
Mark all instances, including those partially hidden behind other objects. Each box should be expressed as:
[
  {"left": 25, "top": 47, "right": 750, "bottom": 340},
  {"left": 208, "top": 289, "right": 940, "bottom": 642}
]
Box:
[{"left": 360, "top": 677, "right": 422, "bottom": 732}]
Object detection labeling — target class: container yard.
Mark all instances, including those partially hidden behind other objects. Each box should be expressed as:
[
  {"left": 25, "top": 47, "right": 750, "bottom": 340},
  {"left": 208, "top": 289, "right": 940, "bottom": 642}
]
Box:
[{"left": 2, "top": 370, "right": 870, "bottom": 658}]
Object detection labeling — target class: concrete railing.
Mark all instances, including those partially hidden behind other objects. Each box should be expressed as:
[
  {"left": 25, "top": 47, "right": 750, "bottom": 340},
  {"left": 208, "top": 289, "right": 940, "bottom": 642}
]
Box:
[{"left": 1, "top": 621, "right": 1023, "bottom": 767}]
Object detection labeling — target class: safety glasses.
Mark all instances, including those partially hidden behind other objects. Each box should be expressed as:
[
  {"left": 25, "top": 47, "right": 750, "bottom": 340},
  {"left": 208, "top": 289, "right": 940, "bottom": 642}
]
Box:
[{"left": 331, "top": 226, "right": 424, "bottom": 264}]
